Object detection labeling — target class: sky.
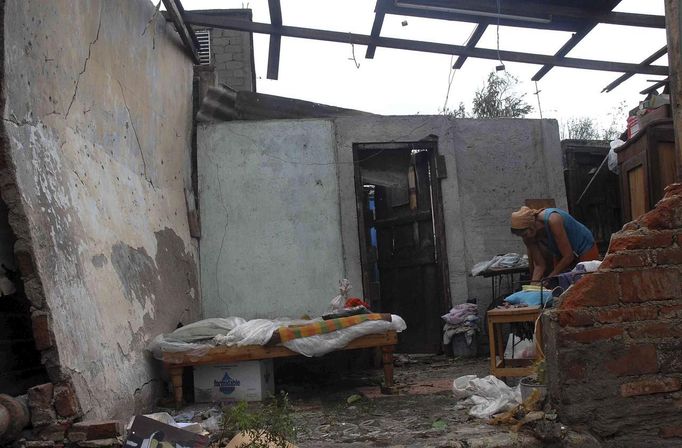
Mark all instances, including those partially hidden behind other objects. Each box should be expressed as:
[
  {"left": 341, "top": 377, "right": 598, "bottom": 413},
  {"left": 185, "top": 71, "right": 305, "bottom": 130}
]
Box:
[{"left": 178, "top": 0, "right": 667, "bottom": 136}]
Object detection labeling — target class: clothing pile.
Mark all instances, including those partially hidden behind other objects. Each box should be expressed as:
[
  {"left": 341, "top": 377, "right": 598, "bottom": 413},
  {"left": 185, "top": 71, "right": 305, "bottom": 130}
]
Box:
[
  {"left": 470, "top": 253, "right": 528, "bottom": 276},
  {"left": 442, "top": 303, "right": 479, "bottom": 347}
]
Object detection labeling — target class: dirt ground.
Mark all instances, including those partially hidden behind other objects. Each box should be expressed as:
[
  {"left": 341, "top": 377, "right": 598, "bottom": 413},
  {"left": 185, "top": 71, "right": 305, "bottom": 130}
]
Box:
[{"left": 169, "top": 354, "right": 600, "bottom": 448}]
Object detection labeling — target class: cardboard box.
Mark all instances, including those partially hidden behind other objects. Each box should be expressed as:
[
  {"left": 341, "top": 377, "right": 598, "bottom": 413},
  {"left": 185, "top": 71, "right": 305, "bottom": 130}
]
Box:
[{"left": 193, "top": 360, "right": 274, "bottom": 402}]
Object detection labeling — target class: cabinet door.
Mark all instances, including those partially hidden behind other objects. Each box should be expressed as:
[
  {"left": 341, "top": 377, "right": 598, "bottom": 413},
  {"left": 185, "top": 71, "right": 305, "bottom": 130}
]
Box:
[{"left": 620, "top": 154, "right": 648, "bottom": 222}]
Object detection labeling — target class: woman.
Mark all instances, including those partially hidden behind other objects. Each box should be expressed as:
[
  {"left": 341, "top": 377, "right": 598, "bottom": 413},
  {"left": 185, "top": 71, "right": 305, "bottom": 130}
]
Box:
[{"left": 510, "top": 206, "right": 599, "bottom": 284}]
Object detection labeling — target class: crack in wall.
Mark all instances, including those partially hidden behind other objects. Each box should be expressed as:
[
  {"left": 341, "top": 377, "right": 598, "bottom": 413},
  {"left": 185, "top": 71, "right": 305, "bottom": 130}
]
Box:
[
  {"left": 65, "top": 9, "right": 102, "bottom": 118},
  {"left": 133, "top": 378, "right": 158, "bottom": 396},
  {"left": 117, "top": 79, "right": 153, "bottom": 187}
]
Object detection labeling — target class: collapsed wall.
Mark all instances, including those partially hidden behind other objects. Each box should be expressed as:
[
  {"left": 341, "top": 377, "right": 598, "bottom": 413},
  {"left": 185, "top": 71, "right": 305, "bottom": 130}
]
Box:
[
  {"left": 1, "top": 0, "right": 200, "bottom": 420},
  {"left": 544, "top": 183, "right": 682, "bottom": 447}
]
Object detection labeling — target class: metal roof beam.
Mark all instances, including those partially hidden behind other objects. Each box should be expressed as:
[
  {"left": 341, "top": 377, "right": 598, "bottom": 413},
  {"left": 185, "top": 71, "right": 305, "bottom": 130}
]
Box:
[
  {"left": 267, "top": 0, "right": 282, "bottom": 80},
  {"left": 183, "top": 12, "right": 669, "bottom": 76},
  {"left": 161, "top": 0, "right": 199, "bottom": 64},
  {"left": 602, "top": 46, "right": 668, "bottom": 92},
  {"left": 452, "top": 24, "right": 487, "bottom": 69},
  {"left": 366, "top": 0, "right": 388, "bottom": 59}
]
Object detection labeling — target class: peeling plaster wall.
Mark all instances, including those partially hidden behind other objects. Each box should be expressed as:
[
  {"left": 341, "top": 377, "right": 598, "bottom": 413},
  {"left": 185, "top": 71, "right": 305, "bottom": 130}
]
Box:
[
  {"left": 199, "top": 117, "right": 565, "bottom": 318},
  {"left": 2, "top": 0, "right": 200, "bottom": 419}
]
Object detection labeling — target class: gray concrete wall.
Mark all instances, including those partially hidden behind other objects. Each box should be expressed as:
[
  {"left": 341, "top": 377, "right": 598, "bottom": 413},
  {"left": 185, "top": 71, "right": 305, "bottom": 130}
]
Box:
[
  {"left": 199, "top": 116, "right": 565, "bottom": 318},
  {"left": 211, "top": 26, "right": 255, "bottom": 91},
  {"left": 198, "top": 120, "right": 344, "bottom": 318},
  {"left": 2, "top": 0, "right": 200, "bottom": 419}
]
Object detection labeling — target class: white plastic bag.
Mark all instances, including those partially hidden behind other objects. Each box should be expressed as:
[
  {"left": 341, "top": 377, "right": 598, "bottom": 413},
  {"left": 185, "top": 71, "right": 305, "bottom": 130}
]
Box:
[
  {"left": 608, "top": 139, "right": 624, "bottom": 174},
  {"left": 503, "top": 334, "right": 536, "bottom": 360},
  {"left": 452, "top": 375, "right": 522, "bottom": 418},
  {"left": 329, "top": 279, "right": 352, "bottom": 311}
]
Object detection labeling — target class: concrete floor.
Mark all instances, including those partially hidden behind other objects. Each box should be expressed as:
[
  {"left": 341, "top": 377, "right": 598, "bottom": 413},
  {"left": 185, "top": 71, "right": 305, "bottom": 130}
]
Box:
[{"left": 170, "top": 354, "right": 600, "bottom": 447}]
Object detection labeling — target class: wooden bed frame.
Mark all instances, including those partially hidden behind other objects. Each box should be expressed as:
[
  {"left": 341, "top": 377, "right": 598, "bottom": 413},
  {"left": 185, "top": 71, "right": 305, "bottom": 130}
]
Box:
[{"left": 162, "top": 331, "right": 398, "bottom": 407}]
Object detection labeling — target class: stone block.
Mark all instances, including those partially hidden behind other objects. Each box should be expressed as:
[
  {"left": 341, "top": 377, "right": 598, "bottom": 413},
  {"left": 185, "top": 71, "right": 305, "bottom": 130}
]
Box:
[
  {"left": 560, "top": 272, "right": 620, "bottom": 309},
  {"left": 609, "top": 231, "right": 675, "bottom": 252},
  {"left": 595, "top": 306, "right": 658, "bottom": 324},
  {"left": 656, "top": 247, "right": 682, "bottom": 265},
  {"left": 76, "top": 439, "right": 122, "bottom": 448},
  {"left": 604, "top": 344, "right": 658, "bottom": 377},
  {"left": 225, "top": 61, "right": 244, "bottom": 69},
  {"left": 639, "top": 195, "right": 682, "bottom": 230},
  {"left": 627, "top": 321, "right": 682, "bottom": 339},
  {"left": 69, "top": 421, "right": 124, "bottom": 441},
  {"left": 28, "top": 383, "right": 54, "bottom": 408},
  {"left": 620, "top": 377, "right": 681, "bottom": 397},
  {"left": 557, "top": 309, "right": 594, "bottom": 327},
  {"left": 561, "top": 326, "right": 623, "bottom": 345},
  {"left": 53, "top": 383, "right": 80, "bottom": 418},
  {"left": 660, "top": 425, "right": 682, "bottom": 438},
  {"left": 14, "top": 248, "right": 35, "bottom": 276},
  {"left": 35, "top": 423, "right": 70, "bottom": 441},
  {"left": 24, "top": 441, "right": 55, "bottom": 448},
  {"left": 31, "top": 312, "right": 53, "bottom": 350},
  {"left": 600, "top": 251, "right": 652, "bottom": 269},
  {"left": 620, "top": 268, "right": 682, "bottom": 303}
]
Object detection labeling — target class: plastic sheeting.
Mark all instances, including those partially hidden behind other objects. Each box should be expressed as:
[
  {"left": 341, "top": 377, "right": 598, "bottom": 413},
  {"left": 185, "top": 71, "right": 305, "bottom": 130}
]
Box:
[
  {"left": 149, "top": 315, "right": 407, "bottom": 360},
  {"left": 452, "top": 375, "right": 522, "bottom": 418}
]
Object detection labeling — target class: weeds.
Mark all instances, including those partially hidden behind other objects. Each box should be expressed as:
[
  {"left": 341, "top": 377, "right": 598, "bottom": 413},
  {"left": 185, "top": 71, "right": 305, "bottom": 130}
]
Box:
[{"left": 219, "top": 392, "right": 297, "bottom": 448}]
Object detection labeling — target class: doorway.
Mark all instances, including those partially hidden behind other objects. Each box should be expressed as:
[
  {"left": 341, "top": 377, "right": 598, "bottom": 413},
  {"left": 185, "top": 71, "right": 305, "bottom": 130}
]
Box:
[{"left": 353, "top": 140, "right": 450, "bottom": 353}]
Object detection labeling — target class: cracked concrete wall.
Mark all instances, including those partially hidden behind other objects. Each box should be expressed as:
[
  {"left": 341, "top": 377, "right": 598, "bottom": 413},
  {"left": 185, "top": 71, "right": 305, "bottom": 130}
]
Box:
[
  {"left": 199, "top": 120, "right": 344, "bottom": 318},
  {"left": 2, "top": 0, "right": 200, "bottom": 419},
  {"left": 199, "top": 117, "right": 565, "bottom": 318}
]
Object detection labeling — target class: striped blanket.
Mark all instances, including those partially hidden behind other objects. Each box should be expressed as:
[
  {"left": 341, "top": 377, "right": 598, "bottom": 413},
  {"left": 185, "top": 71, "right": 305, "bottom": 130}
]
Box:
[{"left": 276, "top": 313, "right": 391, "bottom": 343}]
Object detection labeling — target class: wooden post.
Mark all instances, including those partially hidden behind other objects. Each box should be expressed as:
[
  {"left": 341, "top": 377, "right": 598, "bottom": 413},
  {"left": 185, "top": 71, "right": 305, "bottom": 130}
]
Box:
[
  {"left": 168, "top": 366, "right": 184, "bottom": 408},
  {"left": 381, "top": 345, "right": 395, "bottom": 391},
  {"left": 665, "top": 0, "right": 682, "bottom": 181}
]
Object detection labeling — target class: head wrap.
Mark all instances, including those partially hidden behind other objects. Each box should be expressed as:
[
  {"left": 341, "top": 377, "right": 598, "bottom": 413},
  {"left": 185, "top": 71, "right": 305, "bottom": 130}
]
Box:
[{"left": 510, "top": 206, "right": 537, "bottom": 230}]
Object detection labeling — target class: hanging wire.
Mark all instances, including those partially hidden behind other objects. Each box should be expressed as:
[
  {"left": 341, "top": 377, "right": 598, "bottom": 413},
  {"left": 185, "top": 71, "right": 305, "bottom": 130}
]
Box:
[
  {"left": 534, "top": 81, "right": 544, "bottom": 119},
  {"left": 442, "top": 25, "right": 479, "bottom": 113},
  {"left": 495, "top": 0, "right": 505, "bottom": 69}
]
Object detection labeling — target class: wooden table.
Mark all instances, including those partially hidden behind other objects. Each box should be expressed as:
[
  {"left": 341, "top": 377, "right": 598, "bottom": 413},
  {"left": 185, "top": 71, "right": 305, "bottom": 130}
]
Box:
[
  {"left": 162, "top": 331, "right": 398, "bottom": 407},
  {"left": 486, "top": 307, "right": 542, "bottom": 378}
]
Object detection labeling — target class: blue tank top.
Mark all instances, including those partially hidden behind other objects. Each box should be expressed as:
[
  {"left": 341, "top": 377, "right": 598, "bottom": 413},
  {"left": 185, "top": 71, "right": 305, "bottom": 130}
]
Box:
[{"left": 541, "top": 208, "right": 594, "bottom": 257}]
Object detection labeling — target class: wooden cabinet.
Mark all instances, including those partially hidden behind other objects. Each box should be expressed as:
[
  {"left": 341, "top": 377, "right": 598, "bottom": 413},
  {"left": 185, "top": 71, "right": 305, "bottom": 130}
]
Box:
[{"left": 616, "top": 119, "right": 677, "bottom": 222}]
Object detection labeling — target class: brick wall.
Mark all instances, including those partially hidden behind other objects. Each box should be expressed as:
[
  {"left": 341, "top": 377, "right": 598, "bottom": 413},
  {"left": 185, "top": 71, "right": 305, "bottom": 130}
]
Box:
[
  {"left": 544, "top": 183, "right": 682, "bottom": 447},
  {"left": 211, "top": 26, "right": 255, "bottom": 92}
]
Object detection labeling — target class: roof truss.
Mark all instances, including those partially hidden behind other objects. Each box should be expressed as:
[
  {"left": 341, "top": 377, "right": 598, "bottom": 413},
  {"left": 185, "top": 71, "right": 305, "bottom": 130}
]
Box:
[{"left": 174, "top": 0, "right": 668, "bottom": 93}]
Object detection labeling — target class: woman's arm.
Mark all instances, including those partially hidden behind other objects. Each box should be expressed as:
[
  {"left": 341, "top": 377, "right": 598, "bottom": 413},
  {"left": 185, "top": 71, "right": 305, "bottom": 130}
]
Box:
[
  {"left": 524, "top": 238, "right": 546, "bottom": 284},
  {"left": 547, "top": 213, "right": 575, "bottom": 276}
]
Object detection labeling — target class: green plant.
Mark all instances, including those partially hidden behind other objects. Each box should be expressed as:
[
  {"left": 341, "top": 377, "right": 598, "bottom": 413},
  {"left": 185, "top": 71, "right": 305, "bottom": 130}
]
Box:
[{"left": 220, "top": 392, "right": 297, "bottom": 448}]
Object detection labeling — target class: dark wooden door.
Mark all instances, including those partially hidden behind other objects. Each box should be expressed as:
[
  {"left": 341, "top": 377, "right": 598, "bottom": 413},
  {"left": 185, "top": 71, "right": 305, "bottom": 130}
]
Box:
[{"left": 373, "top": 151, "right": 442, "bottom": 353}]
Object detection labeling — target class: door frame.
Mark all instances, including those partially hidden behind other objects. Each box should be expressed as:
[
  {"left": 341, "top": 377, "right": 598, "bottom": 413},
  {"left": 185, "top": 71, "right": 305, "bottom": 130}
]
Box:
[{"left": 352, "top": 138, "right": 452, "bottom": 314}]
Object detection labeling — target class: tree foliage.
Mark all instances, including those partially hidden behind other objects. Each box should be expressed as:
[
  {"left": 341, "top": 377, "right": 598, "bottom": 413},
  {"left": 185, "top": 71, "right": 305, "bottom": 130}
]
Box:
[
  {"left": 471, "top": 72, "right": 533, "bottom": 118},
  {"left": 563, "top": 117, "right": 601, "bottom": 140}
]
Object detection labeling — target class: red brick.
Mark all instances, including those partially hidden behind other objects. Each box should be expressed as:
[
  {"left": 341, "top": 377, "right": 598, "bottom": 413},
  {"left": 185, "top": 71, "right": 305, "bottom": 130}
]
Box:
[
  {"left": 663, "top": 183, "right": 682, "bottom": 199},
  {"left": 559, "top": 273, "right": 620, "bottom": 309},
  {"left": 620, "top": 377, "right": 681, "bottom": 397},
  {"left": 563, "top": 326, "right": 623, "bottom": 344},
  {"left": 628, "top": 322, "right": 682, "bottom": 339},
  {"left": 620, "top": 268, "right": 682, "bottom": 303},
  {"left": 28, "top": 383, "right": 54, "bottom": 407},
  {"left": 32, "top": 312, "right": 54, "bottom": 351},
  {"left": 14, "top": 249, "right": 35, "bottom": 276},
  {"left": 657, "top": 247, "right": 682, "bottom": 266},
  {"left": 609, "top": 231, "right": 675, "bottom": 252},
  {"left": 601, "top": 251, "right": 652, "bottom": 269},
  {"left": 69, "top": 421, "right": 124, "bottom": 441},
  {"left": 639, "top": 196, "right": 682, "bottom": 230},
  {"left": 660, "top": 425, "right": 682, "bottom": 438},
  {"left": 565, "top": 362, "right": 586, "bottom": 381},
  {"left": 595, "top": 306, "right": 658, "bottom": 324},
  {"left": 53, "top": 383, "right": 80, "bottom": 418},
  {"left": 557, "top": 310, "right": 594, "bottom": 327},
  {"left": 605, "top": 344, "right": 658, "bottom": 377},
  {"left": 660, "top": 303, "right": 682, "bottom": 318},
  {"left": 35, "top": 423, "right": 70, "bottom": 441}
]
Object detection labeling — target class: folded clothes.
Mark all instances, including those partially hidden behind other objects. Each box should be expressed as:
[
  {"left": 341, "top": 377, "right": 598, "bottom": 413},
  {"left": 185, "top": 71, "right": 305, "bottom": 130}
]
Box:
[{"left": 504, "top": 289, "right": 553, "bottom": 307}]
